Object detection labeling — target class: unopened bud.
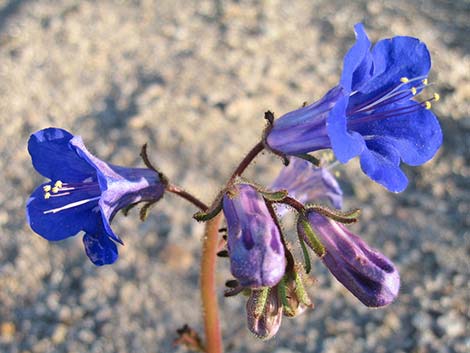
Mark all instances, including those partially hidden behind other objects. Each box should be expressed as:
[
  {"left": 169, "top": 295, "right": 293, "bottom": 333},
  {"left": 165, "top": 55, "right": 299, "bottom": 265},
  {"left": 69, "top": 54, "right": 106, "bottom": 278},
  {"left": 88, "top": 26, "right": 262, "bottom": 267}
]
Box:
[
  {"left": 223, "top": 184, "right": 286, "bottom": 288},
  {"left": 282, "top": 272, "right": 313, "bottom": 318},
  {"left": 246, "top": 288, "right": 283, "bottom": 340}
]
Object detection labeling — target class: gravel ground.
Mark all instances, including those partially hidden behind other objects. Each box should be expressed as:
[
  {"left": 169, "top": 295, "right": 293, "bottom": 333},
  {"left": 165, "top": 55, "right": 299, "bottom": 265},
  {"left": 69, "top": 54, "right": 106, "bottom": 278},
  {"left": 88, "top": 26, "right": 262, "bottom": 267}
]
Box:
[{"left": 0, "top": 0, "right": 468, "bottom": 352}]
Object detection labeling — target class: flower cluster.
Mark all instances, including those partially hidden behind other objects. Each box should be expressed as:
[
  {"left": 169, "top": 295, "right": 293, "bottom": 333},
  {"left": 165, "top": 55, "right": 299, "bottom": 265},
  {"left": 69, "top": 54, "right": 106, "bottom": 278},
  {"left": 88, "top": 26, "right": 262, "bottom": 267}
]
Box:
[
  {"left": 25, "top": 23, "right": 442, "bottom": 343},
  {"left": 221, "top": 157, "right": 400, "bottom": 338},
  {"left": 217, "top": 23, "right": 440, "bottom": 338}
]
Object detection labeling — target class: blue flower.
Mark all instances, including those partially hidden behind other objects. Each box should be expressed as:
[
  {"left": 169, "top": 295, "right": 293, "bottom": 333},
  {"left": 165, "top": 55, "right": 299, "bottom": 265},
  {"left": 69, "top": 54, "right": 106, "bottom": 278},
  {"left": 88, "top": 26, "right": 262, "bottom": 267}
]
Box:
[
  {"left": 298, "top": 212, "right": 400, "bottom": 307},
  {"left": 266, "top": 23, "right": 442, "bottom": 192},
  {"left": 270, "top": 157, "right": 343, "bottom": 216},
  {"left": 26, "top": 128, "right": 165, "bottom": 266},
  {"left": 222, "top": 184, "right": 286, "bottom": 288}
]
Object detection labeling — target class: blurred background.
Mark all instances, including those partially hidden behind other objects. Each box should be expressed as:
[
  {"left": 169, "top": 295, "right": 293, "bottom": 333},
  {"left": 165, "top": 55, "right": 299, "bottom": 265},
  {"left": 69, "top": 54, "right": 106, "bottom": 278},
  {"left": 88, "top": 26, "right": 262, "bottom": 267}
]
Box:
[{"left": 0, "top": 0, "right": 468, "bottom": 352}]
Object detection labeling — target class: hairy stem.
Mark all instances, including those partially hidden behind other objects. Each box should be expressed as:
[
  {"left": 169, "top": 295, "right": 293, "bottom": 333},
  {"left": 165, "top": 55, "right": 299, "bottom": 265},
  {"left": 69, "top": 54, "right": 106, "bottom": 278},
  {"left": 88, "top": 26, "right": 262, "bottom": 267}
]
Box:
[
  {"left": 228, "top": 141, "right": 264, "bottom": 184},
  {"left": 201, "top": 213, "right": 223, "bottom": 353},
  {"left": 200, "top": 141, "right": 264, "bottom": 353},
  {"left": 167, "top": 184, "right": 209, "bottom": 211}
]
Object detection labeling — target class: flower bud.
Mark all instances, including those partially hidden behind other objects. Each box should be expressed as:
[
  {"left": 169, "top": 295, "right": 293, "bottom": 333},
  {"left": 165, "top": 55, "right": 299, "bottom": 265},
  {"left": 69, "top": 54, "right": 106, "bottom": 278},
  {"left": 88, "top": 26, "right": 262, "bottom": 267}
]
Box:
[
  {"left": 223, "top": 184, "right": 286, "bottom": 288},
  {"left": 246, "top": 288, "right": 283, "bottom": 340},
  {"left": 299, "top": 212, "right": 400, "bottom": 307},
  {"left": 270, "top": 157, "right": 343, "bottom": 216},
  {"left": 282, "top": 272, "right": 313, "bottom": 318}
]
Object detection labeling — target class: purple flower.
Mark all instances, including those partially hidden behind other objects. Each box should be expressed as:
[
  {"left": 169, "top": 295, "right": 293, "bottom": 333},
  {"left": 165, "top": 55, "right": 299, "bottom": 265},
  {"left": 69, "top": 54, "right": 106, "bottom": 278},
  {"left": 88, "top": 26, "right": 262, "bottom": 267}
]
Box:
[
  {"left": 270, "top": 157, "right": 343, "bottom": 214},
  {"left": 26, "top": 128, "right": 165, "bottom": 266},
  {"left": 222, "top": 184, "right": 286, "bottom": 288},
  {"left": 266, "top": 23, "right": 442, "bottom": 192},
  {"left": 298, "top": 212, "right": 400, "bottom": 307}
]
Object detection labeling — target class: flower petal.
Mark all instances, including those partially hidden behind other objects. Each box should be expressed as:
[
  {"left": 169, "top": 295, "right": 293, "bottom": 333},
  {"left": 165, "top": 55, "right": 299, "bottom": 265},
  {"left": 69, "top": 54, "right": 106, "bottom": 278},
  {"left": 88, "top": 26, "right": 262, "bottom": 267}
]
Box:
[
  {"left": 28, "top": 128, "right": 96, "bottom": 182},
  {"left": 26, "top": 183, "right": 100, "bottom": 241},
  {"left": 359, "top": 140, "right": 409, "bottom": 192},
  {"left": 340, "top": 23, "right": 373, "bottom": 92},
  {"left": 359, "top": 36, "right": 431, "bottom": 98},
  {"left": 327, "top": 95, "right": 366, "bottom": 163},
  {"left": 83, "top": 230, "right": 118, "bottom": 266},
  {"left": 270, "top": 157, "right": 343, "bottom": 212},
  {"left": 354, "top": 103, "right": 442, "bottom": 166},
  {"left": 69, "top": 135, "right": 119, "bottom": 191},
  {"left": 98, "top": 197, "right": 124, "bottom": 245}
]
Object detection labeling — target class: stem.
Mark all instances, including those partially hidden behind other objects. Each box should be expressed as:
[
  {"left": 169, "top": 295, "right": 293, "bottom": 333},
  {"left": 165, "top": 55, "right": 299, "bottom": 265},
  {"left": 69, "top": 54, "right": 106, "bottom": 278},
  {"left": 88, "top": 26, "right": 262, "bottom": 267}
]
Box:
[
  {"left": 228, "top": 141, "right": 264, "bottom": 184},
  {"left": 167, "top": 184, "right": 209, "bottom": 211},
  {"left": 279, "top": 196, "right": 305, "bottom": 214},
  {"left": 200, "top": 213, "right": 223, "bottom": 353},
  {"left": 200, "top": 141, "right": 265, "bottom": 353}
]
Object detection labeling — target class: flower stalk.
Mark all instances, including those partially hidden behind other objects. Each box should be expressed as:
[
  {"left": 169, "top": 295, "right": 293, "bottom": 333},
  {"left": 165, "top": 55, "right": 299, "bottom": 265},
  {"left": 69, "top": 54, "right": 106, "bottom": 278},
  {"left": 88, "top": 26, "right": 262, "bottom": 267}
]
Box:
[
  {"left": 200, "top": 141, "right": 265, "bottom": 353},
  {"left": 200, "top": 213, "right": 224, "bottom": 353}
]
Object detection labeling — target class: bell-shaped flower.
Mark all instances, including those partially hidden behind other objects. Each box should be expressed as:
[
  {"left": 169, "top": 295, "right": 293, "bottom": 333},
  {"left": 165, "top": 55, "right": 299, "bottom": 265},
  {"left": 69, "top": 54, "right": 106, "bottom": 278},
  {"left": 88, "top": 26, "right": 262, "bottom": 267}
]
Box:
[
  {"left": 266, "top": 23, "right": 442, "bottom": 192},
  {"left": 298, "top": 211, "right": 400, "bottom": 307},
  {"left": 26, "top": 128, "right": 165, "bottom": 266},
  {"left": 222, "top": 184, "right": 286, "bottom": 288}
]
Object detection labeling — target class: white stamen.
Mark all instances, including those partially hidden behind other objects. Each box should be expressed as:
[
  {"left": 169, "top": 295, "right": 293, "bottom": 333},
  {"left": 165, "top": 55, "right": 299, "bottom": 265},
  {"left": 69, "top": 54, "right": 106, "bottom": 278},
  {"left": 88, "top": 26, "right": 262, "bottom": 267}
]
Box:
[
  {"left": 43, "top": 196, "right": 101, "bottom": 214},
  {"left": 354, "top": 78, "right": 428, "bottom": 113}
]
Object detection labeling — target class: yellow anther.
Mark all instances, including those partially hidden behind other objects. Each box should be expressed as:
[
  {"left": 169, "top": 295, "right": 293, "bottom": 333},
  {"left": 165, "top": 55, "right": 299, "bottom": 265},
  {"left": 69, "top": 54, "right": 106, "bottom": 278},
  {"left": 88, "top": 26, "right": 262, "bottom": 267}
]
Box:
[
  {"left": 424, "top": 101, "right": 432, "bottom": 110},
  {"left": 334, "top": 171, "right": 341, "bottom": 177},
  {"left": 52, "top": 186, "right": 60, "bottom": 194},
  {"left": 400, "top": 77, "right": 409, "bottom": 83},
  {"left": 433, "top": 93, "right": 440, "bottom": 101},
  {"left": 44, "top": 192, "right": 51, "bottom": 199},
  {"left": 324, "top": 151, "right": 334, "bottom": 162},
  {"left": 411, "top": 87, "right": 417, "bottom": 95},
  {"left": 43, "top": 185, "right": 51, "bottom": 192},
  {"left": 422, "top": 78, "right": 428, "bottom": 85},
  {"left": 54, "top": 180, "right": 63, "bottom": 188}
]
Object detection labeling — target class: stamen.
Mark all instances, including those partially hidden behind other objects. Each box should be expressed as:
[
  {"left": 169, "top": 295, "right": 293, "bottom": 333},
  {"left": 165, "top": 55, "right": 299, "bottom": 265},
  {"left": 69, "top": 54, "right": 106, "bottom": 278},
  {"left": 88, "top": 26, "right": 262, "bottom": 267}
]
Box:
[
  {"left": 411, "top": 87, "right": 417, "bottom": 95},
  {"left": 348, "top": 104, "right": 425, "bottom": 126},
  {"left": 43, "top": 196, "right": 101, "bottom": 214},
  {"left": 424, "top": 101, "right": 432, "bottom": 110},
  {"left": 352, "top": 90, "right": 411, "bottom": 114},
  {"left": 348, "top": 75, "right": 428, "bottom": 115},
  {"left": 42, "top": 180, "right": 101, "bottom": 213},
  {"left": 433, "top": 93, "right": 440, "bottom": 101},
  {"left": 322, "top": 151, "right": 335, "bottom": 163},
  {"left": 422, "top": 78, "right": 428, "bottom": 85}
]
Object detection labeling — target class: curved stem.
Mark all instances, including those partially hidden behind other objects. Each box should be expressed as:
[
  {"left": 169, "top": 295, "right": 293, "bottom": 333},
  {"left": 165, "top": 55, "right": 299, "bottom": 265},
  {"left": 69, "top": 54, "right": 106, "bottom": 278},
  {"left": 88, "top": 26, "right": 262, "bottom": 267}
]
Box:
[
  {"left": 167, "top": 184, "right": 209, "bottom": 211},
  {"left": 228, "top": 141, "right": 264, "bottom": 184},
  {"left": 201, "top": 213, "right": 223, "bottom": 353},
  {"left": 278, "top": 196, "right": 305, "bottom": 214}
]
